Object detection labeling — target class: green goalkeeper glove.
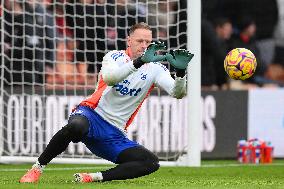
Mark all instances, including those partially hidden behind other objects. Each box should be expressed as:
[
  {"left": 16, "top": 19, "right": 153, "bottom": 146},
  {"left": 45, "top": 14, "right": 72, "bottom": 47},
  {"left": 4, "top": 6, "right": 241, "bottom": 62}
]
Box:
[
  {"left": 141, "top": 41, "right": 166, "bottom": 63},
  {"left": 133, "top": 41, "right": 166, "bottom": 69},
  {"left": 165, "top": 49, "right": 194, "bottom": 70}
]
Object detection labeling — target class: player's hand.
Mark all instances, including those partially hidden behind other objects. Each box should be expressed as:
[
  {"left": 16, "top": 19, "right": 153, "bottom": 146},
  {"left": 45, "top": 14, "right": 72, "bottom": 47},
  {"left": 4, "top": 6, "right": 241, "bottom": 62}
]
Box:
[
  {"left": 141, "top": 41, "right": 166, "bottom": 63},
  {"left": 165, "top": 49, "right": 194, "bottom": 70}
]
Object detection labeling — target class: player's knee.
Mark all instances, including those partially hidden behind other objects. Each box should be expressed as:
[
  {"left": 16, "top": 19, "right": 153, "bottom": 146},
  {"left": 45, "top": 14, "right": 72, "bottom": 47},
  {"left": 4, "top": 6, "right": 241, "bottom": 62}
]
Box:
[
  {"left": 67, "top": 115, "right": 90, "bottom": 143},
  {"left": 145, "top": 150, "right": 159, "bottom": 163},
  {"left": 145, "top": 154, "right": 160, "bottom": 173},
  {"left": 153, "top": 161, "right": 160, "bottom": 172},
  {"left": 140, "top": 148, "right": 160, "bottom": 172},
  {"left": 145, "top": 159, "right": 160, "bottom": 173}
]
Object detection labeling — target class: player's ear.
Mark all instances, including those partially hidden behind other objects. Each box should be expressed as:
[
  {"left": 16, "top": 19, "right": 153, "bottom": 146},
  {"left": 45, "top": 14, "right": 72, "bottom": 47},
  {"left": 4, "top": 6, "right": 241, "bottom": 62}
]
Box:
[{"left": 126, "top": 36, "right": 131, "bottom": 47}]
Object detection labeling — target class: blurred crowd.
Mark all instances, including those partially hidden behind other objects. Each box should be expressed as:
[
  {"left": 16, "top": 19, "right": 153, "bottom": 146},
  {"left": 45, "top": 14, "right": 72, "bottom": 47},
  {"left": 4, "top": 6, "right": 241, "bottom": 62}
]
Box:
[
  {"left": 202, "top": 0, "right": 284, "bottom": 90},
  {"left": 1, "top": 0, "right": 284, "bottom": 90},
  {"left": 1, "top": 0, "right": 185, "bottom": 89}
]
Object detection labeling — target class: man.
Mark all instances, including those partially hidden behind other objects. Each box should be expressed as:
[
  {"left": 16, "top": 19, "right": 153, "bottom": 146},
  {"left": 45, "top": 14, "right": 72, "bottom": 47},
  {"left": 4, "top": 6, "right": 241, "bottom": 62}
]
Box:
[
  {"left": 19, "top": 22, "right": 193, "bottom": 183},
  {"left": 213, "top": 17, "right": 233, "bottom": 89}
]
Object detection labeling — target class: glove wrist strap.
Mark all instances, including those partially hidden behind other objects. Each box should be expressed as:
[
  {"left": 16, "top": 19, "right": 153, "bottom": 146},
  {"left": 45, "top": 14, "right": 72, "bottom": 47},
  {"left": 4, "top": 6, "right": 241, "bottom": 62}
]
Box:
[
  {"left": 133, "top": 57, "right": 144, "bottom": 69},
  {"left": 176, "top": 69, "right": 186, "bottom": 77}
]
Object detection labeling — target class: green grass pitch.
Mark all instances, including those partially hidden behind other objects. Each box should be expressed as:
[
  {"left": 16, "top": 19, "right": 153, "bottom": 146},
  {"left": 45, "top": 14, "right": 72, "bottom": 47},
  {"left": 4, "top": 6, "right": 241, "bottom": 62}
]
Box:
[{"left": 1, "top": 160, "right": 284, "bottom": 189}]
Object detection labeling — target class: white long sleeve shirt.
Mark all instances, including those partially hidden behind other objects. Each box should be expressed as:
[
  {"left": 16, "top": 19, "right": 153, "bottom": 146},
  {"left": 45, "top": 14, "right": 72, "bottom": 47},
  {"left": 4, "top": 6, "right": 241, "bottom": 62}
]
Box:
[{"left": 80, "top": 50, "right": 186, "bottom": 132}]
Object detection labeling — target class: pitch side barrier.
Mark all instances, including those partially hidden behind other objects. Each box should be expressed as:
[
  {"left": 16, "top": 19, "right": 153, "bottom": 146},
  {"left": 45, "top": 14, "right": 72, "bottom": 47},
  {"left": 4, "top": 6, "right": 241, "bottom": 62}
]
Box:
[{"left": 0, "top": 87, "right": 248, "bottom": 164}]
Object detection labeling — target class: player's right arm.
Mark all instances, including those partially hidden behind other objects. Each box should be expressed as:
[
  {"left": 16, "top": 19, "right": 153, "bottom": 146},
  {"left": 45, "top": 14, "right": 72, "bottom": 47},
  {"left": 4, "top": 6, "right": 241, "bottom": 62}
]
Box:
[{"left": 101, "top": 51, "right": 137, "bottom": 86}]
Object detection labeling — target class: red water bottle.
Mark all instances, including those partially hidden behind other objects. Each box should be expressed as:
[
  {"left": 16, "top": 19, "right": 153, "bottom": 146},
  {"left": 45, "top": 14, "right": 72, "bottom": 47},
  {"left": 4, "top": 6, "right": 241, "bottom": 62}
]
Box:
[
  {"left": 237, "top": 140, "right": 247, "bottom": 163},
  {"left": 264, "top": 141, "right": 273, "bottom": 163}
]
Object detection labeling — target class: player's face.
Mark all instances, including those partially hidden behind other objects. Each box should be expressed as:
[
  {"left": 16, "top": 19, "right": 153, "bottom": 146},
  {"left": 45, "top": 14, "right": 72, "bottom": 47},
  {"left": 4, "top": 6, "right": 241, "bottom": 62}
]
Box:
[{"left": 127, "top": 28, "right": 152, "bottom": 60}]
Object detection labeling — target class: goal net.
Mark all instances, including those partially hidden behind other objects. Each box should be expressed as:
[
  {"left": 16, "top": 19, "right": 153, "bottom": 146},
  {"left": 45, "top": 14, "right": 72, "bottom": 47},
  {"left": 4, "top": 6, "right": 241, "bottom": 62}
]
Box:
[{"left": 0, "top": 0, "right": 189, "bottom": 165}]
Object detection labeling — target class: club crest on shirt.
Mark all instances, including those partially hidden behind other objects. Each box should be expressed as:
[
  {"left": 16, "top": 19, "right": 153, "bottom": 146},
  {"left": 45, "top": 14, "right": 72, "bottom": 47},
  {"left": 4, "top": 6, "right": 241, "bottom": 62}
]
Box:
[
  {"left": 70, "top": 109, "right": 83, "bottom": 116},
  {"left": 141, "top": 73, "right": 147, "bottom": 80}
]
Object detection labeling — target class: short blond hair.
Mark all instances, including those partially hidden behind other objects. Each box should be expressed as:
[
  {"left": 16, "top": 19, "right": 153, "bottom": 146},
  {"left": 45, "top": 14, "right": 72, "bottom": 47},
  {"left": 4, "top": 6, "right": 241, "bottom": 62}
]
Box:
[{"left": 128, "top": 22, "right": 152, "bottom": 35}]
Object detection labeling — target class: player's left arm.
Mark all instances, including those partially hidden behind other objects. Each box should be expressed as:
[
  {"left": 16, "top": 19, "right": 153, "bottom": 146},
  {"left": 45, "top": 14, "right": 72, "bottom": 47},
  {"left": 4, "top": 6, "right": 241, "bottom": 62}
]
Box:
[
  {"left": 155, "top": 49, "right": 194, "bottom": 99},
  {"left": 155, "top": 70, "right": 187, "bottom": 99}
]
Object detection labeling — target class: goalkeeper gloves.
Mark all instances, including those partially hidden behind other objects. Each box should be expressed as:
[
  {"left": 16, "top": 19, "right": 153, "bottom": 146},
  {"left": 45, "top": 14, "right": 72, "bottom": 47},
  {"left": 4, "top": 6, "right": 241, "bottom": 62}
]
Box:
[
  {"left": 166, "top": 49, "right": 194, "bottom": 70},
  {"left": 165, "top": 49, "right": 194, "bottom": 77},
  {"left": 133, "top": 43, "right": 194, "bottom": 75},
  {"left": 133, "top": 41, "right": 166, "bottom": 69}
]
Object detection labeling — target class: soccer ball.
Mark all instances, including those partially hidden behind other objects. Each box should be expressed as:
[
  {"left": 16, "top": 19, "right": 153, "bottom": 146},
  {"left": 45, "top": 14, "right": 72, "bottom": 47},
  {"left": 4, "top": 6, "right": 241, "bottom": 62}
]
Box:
[{"left": 224, "top": 48, "right": 257, "bottom": 80}]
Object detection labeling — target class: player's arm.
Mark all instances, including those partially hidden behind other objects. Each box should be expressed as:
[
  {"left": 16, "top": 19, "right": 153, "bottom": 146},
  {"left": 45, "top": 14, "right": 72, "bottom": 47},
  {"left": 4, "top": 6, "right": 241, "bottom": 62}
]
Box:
[
  {"left": 155, "top": 68, "right": 187, "bottom": 99},
  {"left": 101, "top": 51, "right": 137, "bottom": 86},
  {"left": 155, "top": 49, "right": 194, "bottom": 99},
  {"left": 101, "top": 42, "right": 166, "bottom": 86}
]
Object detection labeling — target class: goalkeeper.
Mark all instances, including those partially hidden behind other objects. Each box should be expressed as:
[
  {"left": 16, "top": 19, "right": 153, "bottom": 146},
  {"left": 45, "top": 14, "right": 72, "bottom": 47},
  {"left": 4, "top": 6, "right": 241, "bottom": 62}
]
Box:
[{"left": 20, "top": 22, "right": 194, "bottom": 183}]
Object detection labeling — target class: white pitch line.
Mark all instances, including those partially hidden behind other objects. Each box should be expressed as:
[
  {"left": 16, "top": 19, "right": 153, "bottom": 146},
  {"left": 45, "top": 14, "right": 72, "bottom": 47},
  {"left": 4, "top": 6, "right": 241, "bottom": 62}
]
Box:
[
  {"left": 0, "top": 163, "right": 284, "bottom": 172},
  {"left": 0, "top": 166, "right": 113, "bottom": 172}
]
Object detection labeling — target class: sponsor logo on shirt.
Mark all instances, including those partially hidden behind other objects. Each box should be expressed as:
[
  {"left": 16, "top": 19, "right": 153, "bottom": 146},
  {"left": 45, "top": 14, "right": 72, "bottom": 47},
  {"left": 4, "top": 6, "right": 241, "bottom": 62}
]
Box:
[{"left": 113, "top": 80, "right": 142, "bottom": 96}]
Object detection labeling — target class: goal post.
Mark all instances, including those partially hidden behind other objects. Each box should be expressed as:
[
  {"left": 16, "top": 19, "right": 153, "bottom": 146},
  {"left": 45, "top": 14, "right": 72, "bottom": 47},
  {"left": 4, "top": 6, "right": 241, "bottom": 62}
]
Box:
[
  {"left": 186, "top": 0, "right": 202, "bottom": 167},
  {"left": 0, "top": 0, "right": 201, "bottom": 166}
]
